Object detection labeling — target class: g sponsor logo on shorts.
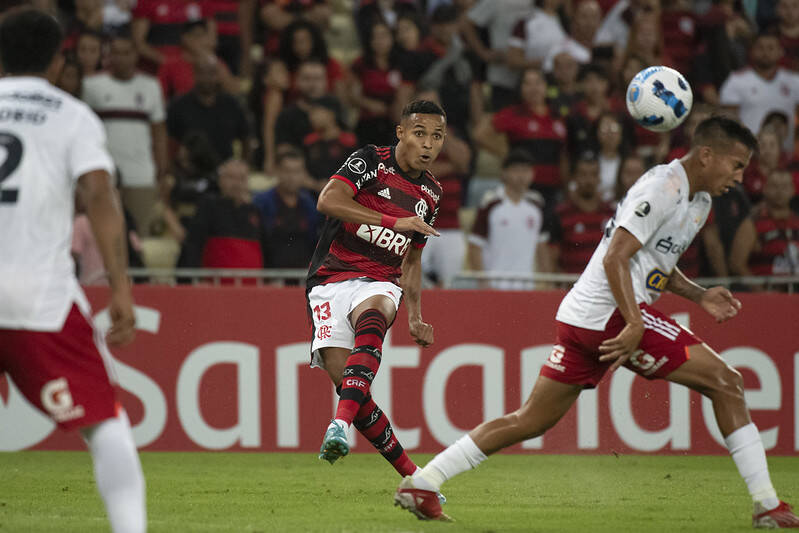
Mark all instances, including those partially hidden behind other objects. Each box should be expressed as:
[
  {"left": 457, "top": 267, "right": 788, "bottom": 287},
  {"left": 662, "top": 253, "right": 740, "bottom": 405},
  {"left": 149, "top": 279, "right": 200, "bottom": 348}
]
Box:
[
  {"left": 646, "top": 268, "right": 669, "bottom": 292},
  {"left": 628, "top": 350, "right": 669, "bottom": 376},
  {"left": 40, "top": 377, "right": 85, "bottom": 423},
  {"left": 546, "top": 345, "right": 566, "bottom": 373}
]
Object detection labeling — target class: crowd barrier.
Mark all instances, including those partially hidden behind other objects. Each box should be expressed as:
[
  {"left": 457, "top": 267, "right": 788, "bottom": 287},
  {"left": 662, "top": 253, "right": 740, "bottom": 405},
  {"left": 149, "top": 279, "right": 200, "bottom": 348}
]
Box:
[{"left": 2, "top": 287, "right": 797, "bottom": 455}]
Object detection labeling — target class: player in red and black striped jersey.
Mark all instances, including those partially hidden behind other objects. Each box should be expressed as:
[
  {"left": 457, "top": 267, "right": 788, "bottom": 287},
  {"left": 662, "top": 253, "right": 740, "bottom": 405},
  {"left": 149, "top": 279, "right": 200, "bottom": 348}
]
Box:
[{"left": 308, "top": 101, "right": 445, "bottom": 483}]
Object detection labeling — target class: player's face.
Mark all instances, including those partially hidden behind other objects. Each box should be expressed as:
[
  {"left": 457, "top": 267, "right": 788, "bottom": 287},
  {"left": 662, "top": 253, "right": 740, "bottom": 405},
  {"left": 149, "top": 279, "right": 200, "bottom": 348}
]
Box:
[
  {"left": 396, "top": 113, "right": 446, "bottom": 172},
  {"left": 704, "top": 141, "right": 752, "bottom": 196}
]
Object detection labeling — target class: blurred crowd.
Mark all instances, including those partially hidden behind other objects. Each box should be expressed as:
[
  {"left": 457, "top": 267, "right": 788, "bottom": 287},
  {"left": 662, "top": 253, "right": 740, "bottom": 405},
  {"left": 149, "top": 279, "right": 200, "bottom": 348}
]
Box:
[{"left": 4, "top": 0, "right": 798, "bottom": 289}]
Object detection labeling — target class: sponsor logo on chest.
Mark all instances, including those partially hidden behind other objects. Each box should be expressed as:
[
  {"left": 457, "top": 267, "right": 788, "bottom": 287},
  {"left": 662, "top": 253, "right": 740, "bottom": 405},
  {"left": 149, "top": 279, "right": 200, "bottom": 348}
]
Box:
[
  {"left": 355, "top": 162, "right": 396, "bottom": 189},
  {"left": 421, "top": 184, "right": 440, "bottom": 203},
  {"left": 356, "top": 224, "right": 411, "bottom": 256},
  {"left": 646, "top": 268, "right": 669, "bottom": 292}
]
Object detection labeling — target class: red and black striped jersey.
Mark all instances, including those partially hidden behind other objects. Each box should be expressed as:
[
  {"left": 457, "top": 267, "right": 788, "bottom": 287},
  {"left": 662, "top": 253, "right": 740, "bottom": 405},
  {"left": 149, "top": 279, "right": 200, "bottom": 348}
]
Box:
[
  {"left": 551, "top": 200, "right": 615, "bottom": 274},
  {"left": 307, "top": 145, "right": 443, "bottom": 289},
  {"left": 749, "top": 205, "right": 799, "bottom": 276}
]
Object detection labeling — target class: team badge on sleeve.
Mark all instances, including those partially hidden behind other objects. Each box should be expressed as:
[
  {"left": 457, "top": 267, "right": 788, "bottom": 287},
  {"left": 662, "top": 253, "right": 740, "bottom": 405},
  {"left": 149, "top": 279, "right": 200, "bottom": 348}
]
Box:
[{"left": 635, "top": 202, "right": 651, "bottom": 217}]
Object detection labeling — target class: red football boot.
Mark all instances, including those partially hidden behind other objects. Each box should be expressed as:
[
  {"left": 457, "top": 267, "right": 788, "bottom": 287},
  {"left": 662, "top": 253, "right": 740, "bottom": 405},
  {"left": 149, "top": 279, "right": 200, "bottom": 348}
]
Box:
[
  {"left": 753, "top": 501, "right": 799, "bottom": 528},
  {"left": 394, "top": 476, "right": 452, "bottom": 521}
]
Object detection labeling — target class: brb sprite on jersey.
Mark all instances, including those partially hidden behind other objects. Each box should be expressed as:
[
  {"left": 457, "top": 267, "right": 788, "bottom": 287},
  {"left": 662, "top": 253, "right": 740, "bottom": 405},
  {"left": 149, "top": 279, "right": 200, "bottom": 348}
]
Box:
[
  {"left": 556, "top": 159, "right": 711, "bottom": 330},
  {"left": 0, "top": 77, "right": 115, "bottom": 331},
  {"left": 307, "top": 145, "right": 442, "bottom": 289}
]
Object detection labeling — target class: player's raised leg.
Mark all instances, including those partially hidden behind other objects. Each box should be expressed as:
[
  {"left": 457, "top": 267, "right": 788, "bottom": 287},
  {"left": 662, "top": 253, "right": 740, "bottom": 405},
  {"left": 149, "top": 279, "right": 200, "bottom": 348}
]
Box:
[
  {"left": 395, "top": 375, "right": 582, "bottom": 520},
  {"left": 666, "top": 343, "right": 799, "bottom": 528}
]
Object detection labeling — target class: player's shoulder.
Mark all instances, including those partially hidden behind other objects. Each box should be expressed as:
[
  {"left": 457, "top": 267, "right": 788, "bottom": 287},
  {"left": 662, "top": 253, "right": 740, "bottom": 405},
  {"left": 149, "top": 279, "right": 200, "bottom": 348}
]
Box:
[
  {"left": 630, "top": 163, "right": 684, "bottom": 201},
  {"left": 478, "top": 186, "right": 504, "bottom": 209},
  {"left": 523, "top": 189, "right": 545, "bottom": 209},
  {"left": 346, "top": 144, "right": 381, "bottom": 163},
  {"left": 422, "top": 170, "right": 443, "bottom": 195}
]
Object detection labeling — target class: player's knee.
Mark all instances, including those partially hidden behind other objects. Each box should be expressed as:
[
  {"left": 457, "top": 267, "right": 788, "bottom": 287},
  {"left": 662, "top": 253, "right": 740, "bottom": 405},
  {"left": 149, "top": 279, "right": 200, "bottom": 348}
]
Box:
[{"left": 708, "top": 365, "right": 745, "bottom": 402}]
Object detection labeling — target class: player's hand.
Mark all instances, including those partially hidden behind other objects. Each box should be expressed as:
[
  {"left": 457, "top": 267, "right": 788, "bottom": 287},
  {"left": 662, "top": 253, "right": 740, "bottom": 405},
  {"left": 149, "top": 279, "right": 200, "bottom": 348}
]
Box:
[
  {"left": 107, "top": 287, "right": 136, "bottom": 346},
  {"left": 409, "top": 319, "right": 434, "bottom": 347},
  {"left": 700, "top": 286, "right": 741, "bottom": 323},
  {"left": 394, "top": 216, "right": 440, "bottom": 237},
  {"left": 598, "top": 322, "right": 645, "bottom": 372}
]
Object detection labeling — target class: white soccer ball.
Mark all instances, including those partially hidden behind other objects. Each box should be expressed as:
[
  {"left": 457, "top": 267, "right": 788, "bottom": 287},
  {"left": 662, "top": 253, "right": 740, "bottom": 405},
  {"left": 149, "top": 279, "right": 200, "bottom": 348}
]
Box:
[{"left": 626, "top": 66, "right": 693, "bottom": 132}]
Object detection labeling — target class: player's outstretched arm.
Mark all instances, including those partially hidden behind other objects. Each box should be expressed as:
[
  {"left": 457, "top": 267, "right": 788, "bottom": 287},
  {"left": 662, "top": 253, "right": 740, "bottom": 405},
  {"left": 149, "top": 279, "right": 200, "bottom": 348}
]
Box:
[
  {"left": 599, "top": 227, "right": 645, "bottom": 371},
  {"left": 667, "top": 268, "right": 742, "bottom": 323},
  {"left": 77, "top": 170, "right": 136, "bottom": 346},
  {"left": 400, "top": 246, "right": 434, "bottom": 347},
  {"left": 317, "top": 179, "right": 439, "bottom": 236}
]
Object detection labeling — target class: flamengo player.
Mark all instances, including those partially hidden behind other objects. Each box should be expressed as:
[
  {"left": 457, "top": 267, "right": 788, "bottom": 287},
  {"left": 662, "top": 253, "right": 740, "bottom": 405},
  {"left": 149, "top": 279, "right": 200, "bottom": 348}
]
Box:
[
  {"left": 395, "top": 116, "right": 799, "bottom": 529},
  {"left": 0, "top": 10, "right": 145, "bottom": 533},
  {"left": 307, "top": 100, "right": 443, "bottom": 478}
]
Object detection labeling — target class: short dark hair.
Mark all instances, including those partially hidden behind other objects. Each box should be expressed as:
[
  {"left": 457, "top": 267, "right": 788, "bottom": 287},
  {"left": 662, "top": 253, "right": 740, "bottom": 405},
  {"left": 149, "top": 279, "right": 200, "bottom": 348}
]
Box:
[
  {"left": 0, "top": 9, "right": 63, "bottom": 74},
  {"left": 572, "top": 149, "right": 600, "bottom": 173},
  {"left": 692, "top": 115, "right": 758, "bottom": 153},
  {"left": 502, "top": 148, "right": 536, "bottom": 169},
  {"left": 401, "top": 99, "right": 446, "bottom": 120},
  {"left": 578, "top": 62, "right": 609, "bottom": 82}
]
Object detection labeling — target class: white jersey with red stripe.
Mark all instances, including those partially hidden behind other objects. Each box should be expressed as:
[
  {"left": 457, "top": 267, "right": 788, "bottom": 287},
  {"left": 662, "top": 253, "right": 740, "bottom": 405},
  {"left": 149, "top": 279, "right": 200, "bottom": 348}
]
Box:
[
  {"left": 556, "top": 159, "right": 711, "bottom": 330},
  {"left": 0, "top": 76, "right": 115, "bottom": 331}
]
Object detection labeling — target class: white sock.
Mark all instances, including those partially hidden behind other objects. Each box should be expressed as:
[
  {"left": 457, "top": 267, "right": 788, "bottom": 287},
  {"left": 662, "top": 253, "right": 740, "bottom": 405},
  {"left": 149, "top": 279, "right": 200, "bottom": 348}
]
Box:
[
  {"left": 83, "top": 411, "right": 146, "bottom": 533},
  {"left": 332, "top": 418, "right": 350, "bottom": 432},
  {"left": 415, "top": 435, "right": 487, "bottom": 492},
  {"left": 724, "top": 423, "right": 779, "bottom": 511}
]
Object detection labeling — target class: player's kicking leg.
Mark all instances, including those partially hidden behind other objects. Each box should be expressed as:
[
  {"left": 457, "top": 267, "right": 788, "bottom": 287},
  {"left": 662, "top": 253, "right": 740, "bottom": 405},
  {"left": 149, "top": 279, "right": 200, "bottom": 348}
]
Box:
[
  {"left": 395, "top": 376, "right": 582, "bottom": 521},
  {"left": 666, "top": 343, "right": 799, "bottom": 529}
]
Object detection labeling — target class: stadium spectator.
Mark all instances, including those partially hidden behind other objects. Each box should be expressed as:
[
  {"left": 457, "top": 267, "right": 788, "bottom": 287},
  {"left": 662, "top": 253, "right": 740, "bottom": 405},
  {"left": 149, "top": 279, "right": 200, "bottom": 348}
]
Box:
[
  {"left": 730, "top": 170, "right": 799, "bottom": 283},
  {"left": 302, "top": 95, "right": 358, "bottom": 193},
  {"left": 620, "top": 11, "right": 672, "bottom": 74},
  {"left": 593, "top": 0, "right": 659, "bottom": 51},
  {"left": 177, "top": 159, "right": 265, "bottom": 270},
  {"left": 0, "top": 10, "right": 145, "bottom": 532},
  {"left": 275, "top": 19, "right": 345, "bottom": 102},
  {"left": 131, "top": 0, "right": 209, "bottom": 71},
  {"left": 62, "top": 0, "right": 105, "bottom": 50},
  {"left": 355, "top": 0, "right": 417, "bottom": 44},
  {"left": 158, "top": 19, "right": 238, "bottom": 102},
  {"left": 742, "top": 127, "right": 789, "bottom": 204},
  {"left": 566, "top": 63, "right": 619, "bottom": 160},
  {"left": 265, "top": 59, "right": 329, "bottom": 172},
  {"left": 103, "top": 0, "right": 134, "bottom": 32},
  {"left": 205, "top": 0, "right": 255, "bottom": 76},
  {"left": 468, "top": 149, "right": 551, "bottom": 290},
  {"left": 549, "top": 152, "right": 615, "bottom": 274},
  {"left": 394, "top": 5, "right": 481, "bottom": 137},
  {"left": 545, "top": 51, "right": 580, "bottom": 119},
  {"left": 259, "top": 0, "right": 331, "bottom": 57},
  {"left": 720, "top": 31, "right": 799, "bottom": 156},
  {"left": 310, "top": 100, "right": 445, "bottom": 486},
  {"left": 162, "top": 132, "right": 221, "bottom": 242},
  {"left": 541, "top": 0, "right": 601, "bottom": 72},
  {"left": 474, "top": 67, "right": 567, "bottom": 211},
  {"left": 398, "top": 116, "right": 799, "bottom": 530},
  {"left": 460, "top": 0, "right": 534, "bottom": 110},
  {"left": 56, "top": 55, "right": 83, "bottom": 97},
  {"left": 613, "top": 153, "right": 646, "bottom": 204},
  {"left": 349, "top": 20, "right": 403, "bottom": 147},
  {"left": 415, "top": 88, "right": 472, "bottom": 287},
  {"left": 659, "top": 0, "right": 698, "bottom": 78},
  {"left": 82, "top": 32, "right": 168, "bottom": 235},
  {"left": 253, "top": 149, "right": 319, "bottom": 270},
  {"left": 75, "top": 30, "right": 104, "bottom": 76},
  {"left": 595, "top": 112, "right": 628, "bottom": 203},
  {"left": 506, "top": 0, "right": 566, "bottom": 74},
  {"left": 167, "top": 54, "right": 251, "bottom": 165},
  {"left": 776, "top": 0, "right": 799, "bottom": 72}
]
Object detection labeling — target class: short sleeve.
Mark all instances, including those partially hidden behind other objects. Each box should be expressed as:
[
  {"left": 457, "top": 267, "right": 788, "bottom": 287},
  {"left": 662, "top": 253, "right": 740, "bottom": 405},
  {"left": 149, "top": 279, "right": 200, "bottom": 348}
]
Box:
[
  {"left": 614, "top": 179, "right": 674, "bottom": 246},
  {"left": 719, "top": 75, "right": 742, "bottom": 106},
  {"left": 68, "top": 107, "right": 115, "bottom": 182},
  {"left": 468, "top": 204, "right": 490, "bottom": 247},
  {"left": 330, "top": 146, "right": 375, "bottom": 194},
  {"left": 148, "top": 78, "right": 166, "bottom": 123},
  {"left": 467, "top": 0, "right": 496, "bottom": 27}
]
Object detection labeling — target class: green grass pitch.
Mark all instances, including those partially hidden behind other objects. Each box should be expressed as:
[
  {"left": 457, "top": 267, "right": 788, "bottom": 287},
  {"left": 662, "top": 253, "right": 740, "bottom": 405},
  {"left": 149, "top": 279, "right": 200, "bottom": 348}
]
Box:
[{"left": 1, "top": 451, "right": 797, "bottom": 532}]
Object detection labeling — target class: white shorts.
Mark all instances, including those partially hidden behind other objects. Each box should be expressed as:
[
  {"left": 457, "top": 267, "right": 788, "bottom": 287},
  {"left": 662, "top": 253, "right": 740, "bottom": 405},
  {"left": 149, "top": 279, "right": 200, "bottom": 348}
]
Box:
[{"left": 307, "top": 278, "right": 402, "bottom": 368}]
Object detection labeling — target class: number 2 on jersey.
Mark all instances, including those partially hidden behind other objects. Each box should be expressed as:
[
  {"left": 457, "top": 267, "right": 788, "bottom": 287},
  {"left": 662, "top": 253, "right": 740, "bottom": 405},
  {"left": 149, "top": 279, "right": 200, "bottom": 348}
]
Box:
[
  {"left": 0, "top": 131, "right": 23, "bottom": 204},
  {"left": 314, "top": 302, "right": 331, "bottom": 321}
]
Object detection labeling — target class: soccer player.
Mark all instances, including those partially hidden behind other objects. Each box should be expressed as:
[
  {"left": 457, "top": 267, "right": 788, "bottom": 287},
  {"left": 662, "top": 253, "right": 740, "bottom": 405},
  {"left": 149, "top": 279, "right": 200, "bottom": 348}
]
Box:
[
  {"left": 0, "top": 10, "right": 146, "bottom": 533},
  {"left": 394, "top": 116, "right": 799, "bottom": 529},
  {"left": 306, "top": 100, "right": 444, "bottom": 480}
]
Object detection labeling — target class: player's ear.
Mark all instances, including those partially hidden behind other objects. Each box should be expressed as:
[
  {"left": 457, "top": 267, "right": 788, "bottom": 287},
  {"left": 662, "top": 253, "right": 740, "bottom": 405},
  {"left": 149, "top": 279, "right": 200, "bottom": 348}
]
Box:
[
  {"left": 395, "top": 124, "right": 403, "bottom": 142},
  {"left": 698, "top": 145, "right": 713, "bottom": 167}
]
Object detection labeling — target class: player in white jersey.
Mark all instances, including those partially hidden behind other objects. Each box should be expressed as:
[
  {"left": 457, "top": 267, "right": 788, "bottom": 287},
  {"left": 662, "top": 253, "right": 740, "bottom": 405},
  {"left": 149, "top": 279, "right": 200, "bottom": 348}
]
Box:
[
  {"left": 395, "top": 116, "right": 799, "bottom": 528},
  {"left": 0, "top": 10, "right": 145, "bottom": 533}
]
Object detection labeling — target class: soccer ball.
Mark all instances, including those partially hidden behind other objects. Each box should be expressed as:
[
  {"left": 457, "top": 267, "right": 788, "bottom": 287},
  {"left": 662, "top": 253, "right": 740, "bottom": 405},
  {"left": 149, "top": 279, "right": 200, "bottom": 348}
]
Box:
[{"left": 626, "top": 66, "right": 693, "bottom": 132}]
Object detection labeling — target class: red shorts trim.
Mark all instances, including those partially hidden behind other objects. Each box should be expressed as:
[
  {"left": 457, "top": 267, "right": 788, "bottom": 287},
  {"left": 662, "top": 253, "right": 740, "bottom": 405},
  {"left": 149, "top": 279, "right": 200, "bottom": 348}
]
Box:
[
  {"left": 0, "top": 304, "right": 118, "bottom": 431},
  {"left": 541, "top": 303, "right": 702, "bottom": 388}
]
